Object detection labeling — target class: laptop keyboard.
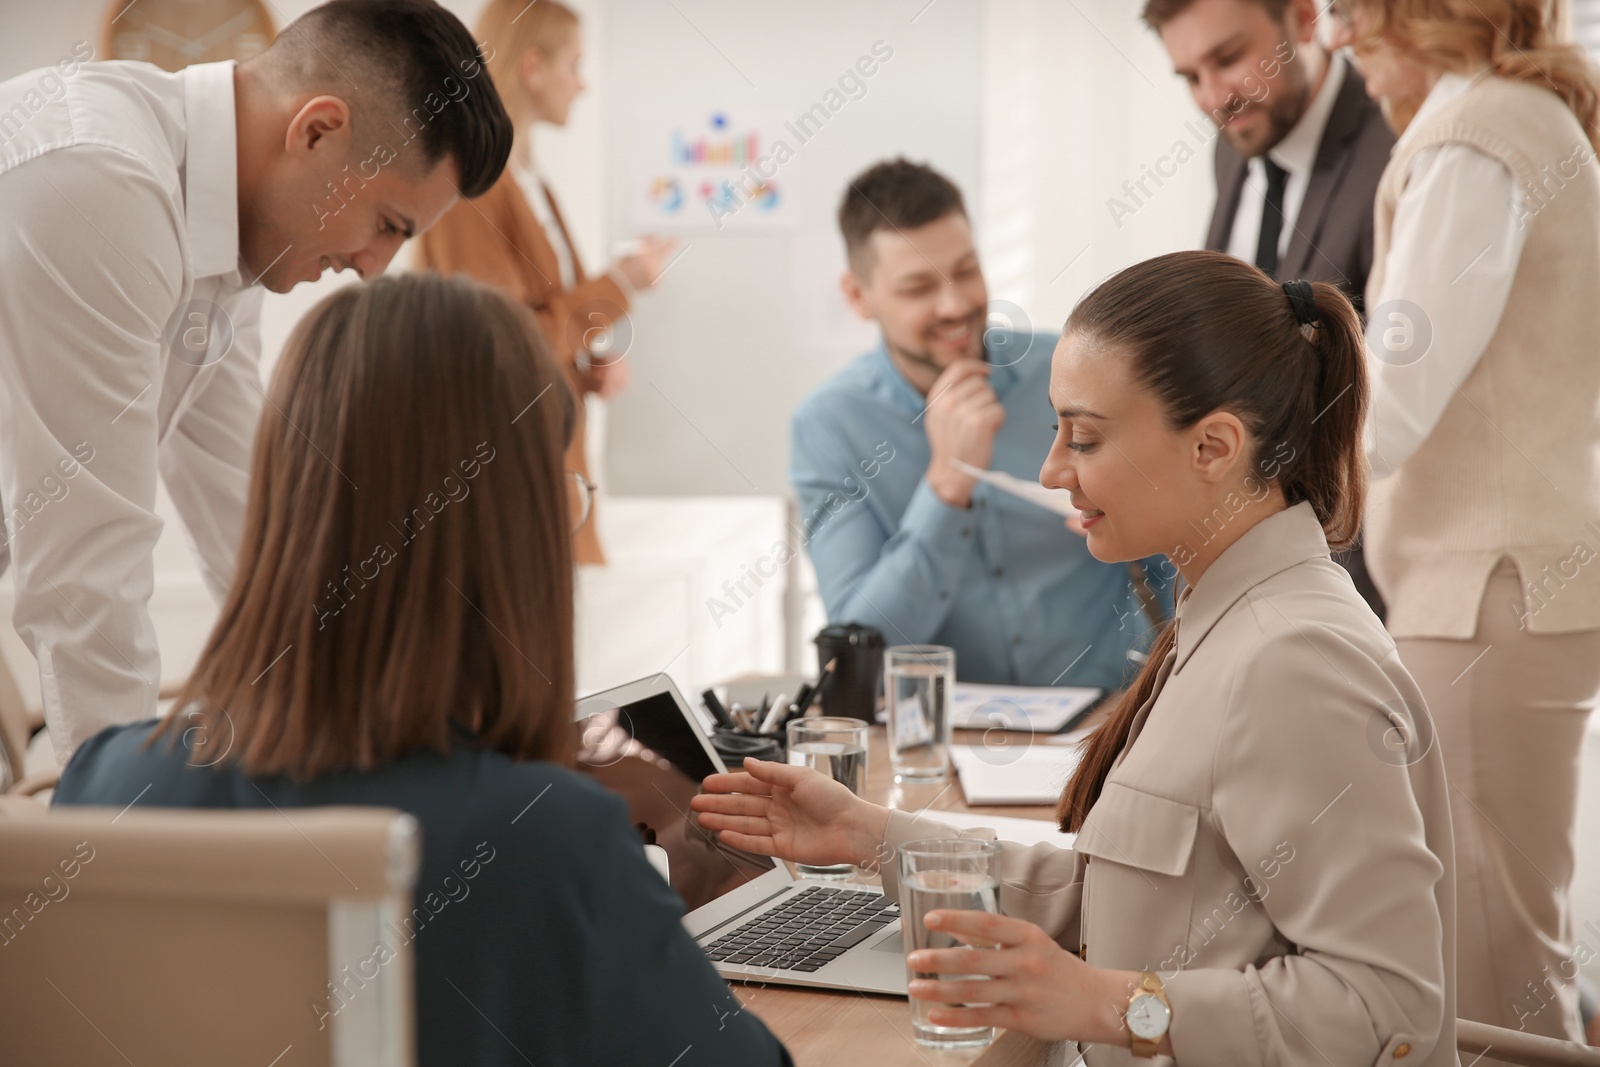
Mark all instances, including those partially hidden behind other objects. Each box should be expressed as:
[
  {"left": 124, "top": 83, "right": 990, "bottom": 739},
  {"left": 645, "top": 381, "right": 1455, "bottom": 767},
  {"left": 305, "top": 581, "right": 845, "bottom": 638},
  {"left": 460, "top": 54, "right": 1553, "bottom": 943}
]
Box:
[{"left": 703, "top": 886, "right": 900, "bottom": 972}]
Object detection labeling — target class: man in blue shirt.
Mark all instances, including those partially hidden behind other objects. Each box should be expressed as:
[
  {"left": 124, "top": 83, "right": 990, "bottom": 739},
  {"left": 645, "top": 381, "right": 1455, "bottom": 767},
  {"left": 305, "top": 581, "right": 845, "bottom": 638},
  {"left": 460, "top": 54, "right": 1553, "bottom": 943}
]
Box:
[{"left": 790, "top": 159, "right": 1163, "bottom": 690}]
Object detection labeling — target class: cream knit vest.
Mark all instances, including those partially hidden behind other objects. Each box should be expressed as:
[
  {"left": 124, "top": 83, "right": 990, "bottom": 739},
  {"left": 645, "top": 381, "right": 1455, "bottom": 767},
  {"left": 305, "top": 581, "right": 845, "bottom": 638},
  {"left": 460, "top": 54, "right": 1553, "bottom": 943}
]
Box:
[{"left": 1367, "top": 74, "right": 1600, "bottom": 637}]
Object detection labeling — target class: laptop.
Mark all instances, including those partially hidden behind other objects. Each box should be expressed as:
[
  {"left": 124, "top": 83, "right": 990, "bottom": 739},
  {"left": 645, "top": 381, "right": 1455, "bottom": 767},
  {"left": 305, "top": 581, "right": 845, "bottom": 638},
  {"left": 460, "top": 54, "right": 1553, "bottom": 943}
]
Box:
[{"left": 574, "top": 675, "right": 908, "bottom": 995}]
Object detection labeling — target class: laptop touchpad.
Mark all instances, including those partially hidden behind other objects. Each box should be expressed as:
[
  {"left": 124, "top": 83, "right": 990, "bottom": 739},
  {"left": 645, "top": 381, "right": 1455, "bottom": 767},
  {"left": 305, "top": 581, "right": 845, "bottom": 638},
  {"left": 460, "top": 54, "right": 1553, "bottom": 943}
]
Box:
[{"left": 872, "top": 930, "right": 903, "bottom": 954}]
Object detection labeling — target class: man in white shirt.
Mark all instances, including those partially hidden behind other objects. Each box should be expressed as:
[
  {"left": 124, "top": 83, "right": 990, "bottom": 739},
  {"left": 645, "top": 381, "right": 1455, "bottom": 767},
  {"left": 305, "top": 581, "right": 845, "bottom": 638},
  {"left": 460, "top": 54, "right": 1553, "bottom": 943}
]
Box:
[
  {"left": 0, "top": 0, "right": 513, "bottom": 764},
  {"left": 1143, "top": 0, "right": 1394, "bottom": 617}
]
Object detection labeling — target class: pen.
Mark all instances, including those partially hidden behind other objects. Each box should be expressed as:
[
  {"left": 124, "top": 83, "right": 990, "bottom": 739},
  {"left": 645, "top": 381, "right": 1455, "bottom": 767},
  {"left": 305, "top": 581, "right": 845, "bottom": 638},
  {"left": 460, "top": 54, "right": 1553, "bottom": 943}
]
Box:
[
  {"left": 782, "top": 683, "right": 814, "bottom": 726},
  {"left": 702, "top": 688, "right": 735, "bottom": 731},
  {"left": 758, "top": 692, "right": 789, "bottom": 734},
  {"left": 796, "top": 658, "right": 836, "bottom": 717}
]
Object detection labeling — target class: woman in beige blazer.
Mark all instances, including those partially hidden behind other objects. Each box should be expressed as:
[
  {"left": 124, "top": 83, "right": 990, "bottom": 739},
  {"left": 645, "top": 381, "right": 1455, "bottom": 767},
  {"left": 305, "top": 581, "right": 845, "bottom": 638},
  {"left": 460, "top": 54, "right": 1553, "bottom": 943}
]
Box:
[
  {"left": 417, "top": 0, "right": 674, "bottom": 565},
  {"left": 695, "top": 251, "right": 1457, "bottom": 1064},
  {"left": 1332, "top": 0, "right": 1600, "bottom": 1047}
]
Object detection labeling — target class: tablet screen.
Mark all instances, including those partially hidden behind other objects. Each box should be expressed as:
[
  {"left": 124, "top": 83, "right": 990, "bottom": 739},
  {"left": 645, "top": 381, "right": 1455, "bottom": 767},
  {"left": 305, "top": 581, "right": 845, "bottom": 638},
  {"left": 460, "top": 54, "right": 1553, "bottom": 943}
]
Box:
[{"left": 575, "top": 691, "right": 775, "bottom": 912}]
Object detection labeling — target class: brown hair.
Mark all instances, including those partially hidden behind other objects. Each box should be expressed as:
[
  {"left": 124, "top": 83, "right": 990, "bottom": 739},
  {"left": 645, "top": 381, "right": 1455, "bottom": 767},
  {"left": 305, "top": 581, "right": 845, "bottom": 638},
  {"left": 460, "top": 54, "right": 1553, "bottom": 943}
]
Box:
[
  {"left": 838, "top": 158, "right": 967, "bottom": 275},
  {"left": 1142, "top": 0, "right": 1292, "bottom": 31},
  {"left": 152, "top": 272, "right": 578, "bottom": 779},
  {"left": 1055, "top": 250, "right": 1368, "bottom": 831},
  {"left": 1341, "top": 0, "right": 1600, "bottom": 150},
  {"left": 475, "top": 0, "right": 582, "bottom": 167}
]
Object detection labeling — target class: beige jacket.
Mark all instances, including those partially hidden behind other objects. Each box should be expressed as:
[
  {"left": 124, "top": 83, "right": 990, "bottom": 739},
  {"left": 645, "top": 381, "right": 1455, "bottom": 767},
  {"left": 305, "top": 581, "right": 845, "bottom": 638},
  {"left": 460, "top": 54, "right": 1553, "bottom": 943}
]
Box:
[
  {"left": 881, "top": 503, "right": 1457, "bottom": 1065},
  {"left": 416, "top": 172, "right": 628, "bottom": 566}
]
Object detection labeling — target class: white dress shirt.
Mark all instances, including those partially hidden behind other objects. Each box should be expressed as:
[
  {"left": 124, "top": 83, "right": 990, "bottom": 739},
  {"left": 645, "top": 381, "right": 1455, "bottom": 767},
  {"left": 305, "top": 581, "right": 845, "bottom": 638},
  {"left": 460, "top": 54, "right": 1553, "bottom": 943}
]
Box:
[
  {"left": 0, "top": 60, "right": 263, "bottom": 763},
  {"left": 1227, "top": 52, "right": 1349, "bottom": 264},
  {"left": 1364, "top": 68, "right": 1525, "bottom": 478}
]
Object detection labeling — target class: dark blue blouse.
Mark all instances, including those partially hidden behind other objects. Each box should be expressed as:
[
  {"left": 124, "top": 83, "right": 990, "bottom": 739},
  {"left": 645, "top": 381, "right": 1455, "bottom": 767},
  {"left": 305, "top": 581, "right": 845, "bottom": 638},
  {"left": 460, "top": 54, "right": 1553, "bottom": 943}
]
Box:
[{"left": 55, "top": 720, "right": 791, "bottom": 1067}]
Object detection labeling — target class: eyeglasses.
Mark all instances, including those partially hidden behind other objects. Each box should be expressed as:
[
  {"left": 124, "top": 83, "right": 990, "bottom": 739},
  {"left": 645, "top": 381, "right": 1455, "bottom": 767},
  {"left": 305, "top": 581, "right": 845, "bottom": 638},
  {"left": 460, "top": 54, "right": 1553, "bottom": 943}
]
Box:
[{"left": 566, "top": 470, "right": 596, "bottom": 535}]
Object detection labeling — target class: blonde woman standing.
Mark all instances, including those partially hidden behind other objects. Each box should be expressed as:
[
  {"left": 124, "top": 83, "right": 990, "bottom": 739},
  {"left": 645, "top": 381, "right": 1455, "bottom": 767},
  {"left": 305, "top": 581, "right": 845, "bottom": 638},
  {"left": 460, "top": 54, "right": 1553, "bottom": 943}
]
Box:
[
  {"left": 418, "top": 0, "right": 675, "bottom": 565},
  {"left": 1335, "top": 0, "right": 1600, "bottom": 1046}
]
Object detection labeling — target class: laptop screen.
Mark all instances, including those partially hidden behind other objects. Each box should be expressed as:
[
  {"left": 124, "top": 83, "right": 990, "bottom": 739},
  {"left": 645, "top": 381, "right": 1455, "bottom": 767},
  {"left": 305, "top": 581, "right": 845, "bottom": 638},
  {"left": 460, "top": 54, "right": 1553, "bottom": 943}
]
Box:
[{"left": 575, "top": 689, "right": 777, "bottom": 913}]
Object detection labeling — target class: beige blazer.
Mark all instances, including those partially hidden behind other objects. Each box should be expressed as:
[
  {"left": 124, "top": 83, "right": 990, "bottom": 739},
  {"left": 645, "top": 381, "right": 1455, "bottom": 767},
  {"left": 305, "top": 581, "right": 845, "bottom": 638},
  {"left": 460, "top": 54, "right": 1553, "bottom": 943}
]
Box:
[{"left": 882, "top": 502, "right": 1457, "bottom": 1065}]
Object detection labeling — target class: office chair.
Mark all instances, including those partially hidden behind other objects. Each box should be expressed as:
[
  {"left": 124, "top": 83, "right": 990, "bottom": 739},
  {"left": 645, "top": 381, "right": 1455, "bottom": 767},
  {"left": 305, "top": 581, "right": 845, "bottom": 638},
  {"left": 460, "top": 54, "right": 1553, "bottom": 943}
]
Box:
[
  {"left": 1458, "top": 1019, "right": 1600, "bottom": 1066},
  {"left": 0, "top": 799, "right": 419, "bottom": 1066}
]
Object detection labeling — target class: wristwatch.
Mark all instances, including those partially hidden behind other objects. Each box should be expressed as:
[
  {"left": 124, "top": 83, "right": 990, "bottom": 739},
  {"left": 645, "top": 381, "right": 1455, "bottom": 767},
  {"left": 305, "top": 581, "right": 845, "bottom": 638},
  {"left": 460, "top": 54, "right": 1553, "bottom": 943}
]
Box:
[{"left": 1125, "top": 971, "right": 1172, "bottom": 1057}]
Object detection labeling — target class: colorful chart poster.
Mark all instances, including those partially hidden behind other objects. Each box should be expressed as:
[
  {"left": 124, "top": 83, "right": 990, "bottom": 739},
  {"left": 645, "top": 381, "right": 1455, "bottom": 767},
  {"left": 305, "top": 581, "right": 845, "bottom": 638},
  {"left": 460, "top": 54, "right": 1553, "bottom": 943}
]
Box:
[{"left": 631, "top": 110, "right": 798, "bottom": 231}]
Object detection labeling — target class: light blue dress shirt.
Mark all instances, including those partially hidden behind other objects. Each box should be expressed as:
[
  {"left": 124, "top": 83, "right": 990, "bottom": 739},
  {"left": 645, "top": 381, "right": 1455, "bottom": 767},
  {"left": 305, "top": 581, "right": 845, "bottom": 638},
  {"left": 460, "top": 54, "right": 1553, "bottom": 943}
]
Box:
[{"left": 790, "top": 331, "right": 1167, "bottom": 690}]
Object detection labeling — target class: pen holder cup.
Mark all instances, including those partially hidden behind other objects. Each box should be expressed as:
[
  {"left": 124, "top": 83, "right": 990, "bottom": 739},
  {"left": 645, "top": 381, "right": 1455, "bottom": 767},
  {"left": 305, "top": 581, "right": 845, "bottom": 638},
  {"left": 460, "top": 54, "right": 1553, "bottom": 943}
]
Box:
[
  {"left": 710, "top": 728, "right": 786, "bottom": 767},
  {"left": 813, "top": 623, "right": 885, "bottom": 723}
]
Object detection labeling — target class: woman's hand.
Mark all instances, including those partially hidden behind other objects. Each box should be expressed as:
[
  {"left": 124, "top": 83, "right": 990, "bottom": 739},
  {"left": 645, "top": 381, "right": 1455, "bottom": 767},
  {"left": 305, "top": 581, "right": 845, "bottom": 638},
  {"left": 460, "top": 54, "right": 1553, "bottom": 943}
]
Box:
[
  {"left": 691, "top": 758, "right": 889, "bottom": 869},
  {"left": 907, "top": 910, "right": 1155, "bottom": 1049},
  {"left": 613, "top": 235, "right": 679, "bottom": 290},
  {"left": 585, "top": 355, "right": 631, "bottom": 400}
]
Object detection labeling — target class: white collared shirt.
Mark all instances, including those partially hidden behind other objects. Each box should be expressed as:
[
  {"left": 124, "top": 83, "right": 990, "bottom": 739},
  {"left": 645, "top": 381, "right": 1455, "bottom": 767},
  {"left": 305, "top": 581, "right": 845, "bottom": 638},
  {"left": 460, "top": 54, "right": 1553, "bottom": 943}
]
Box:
[
  {"left": 1226, "top": 51, "right": 1349, "bottom": 264},
  {"left": 0, "top": 59, "right": 264, "bottom": 764},
  {"left": 1364, "top": 68, "right": 1524, "bottom": 477}
]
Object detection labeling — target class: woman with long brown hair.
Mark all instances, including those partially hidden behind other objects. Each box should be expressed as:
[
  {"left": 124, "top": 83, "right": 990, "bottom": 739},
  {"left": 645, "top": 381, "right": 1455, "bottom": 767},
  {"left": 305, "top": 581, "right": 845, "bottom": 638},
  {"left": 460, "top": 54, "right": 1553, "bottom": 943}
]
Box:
[
  {"left": 694, "top": 251, "right": 1457, "bottom": 1063},
  {"left": 52, "top": 273, "right": 788, "bottom": 1067},
  {"left": 1330, "top": 0, "right": 1600, "bottom": 1047},
  {"left": 418, "top": 0, "right": 676, "bottom": 566}
]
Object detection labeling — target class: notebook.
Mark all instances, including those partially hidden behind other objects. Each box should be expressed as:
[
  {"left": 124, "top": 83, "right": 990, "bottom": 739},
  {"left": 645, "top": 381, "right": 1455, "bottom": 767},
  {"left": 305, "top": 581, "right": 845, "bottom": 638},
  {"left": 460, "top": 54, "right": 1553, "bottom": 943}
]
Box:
[
  {"left": 951, "top": 681, "right": 1103, "bottom": 733},
  {"left": 950, "top": 739, "right": 1088, "bottom": 805}
]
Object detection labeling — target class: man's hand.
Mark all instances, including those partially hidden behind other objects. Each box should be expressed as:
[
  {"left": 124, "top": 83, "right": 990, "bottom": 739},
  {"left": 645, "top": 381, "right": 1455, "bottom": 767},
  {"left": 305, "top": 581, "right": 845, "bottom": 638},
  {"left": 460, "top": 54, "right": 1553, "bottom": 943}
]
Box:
[{"left": 923, "top": 359, "right": 1005, "bottom": 508}]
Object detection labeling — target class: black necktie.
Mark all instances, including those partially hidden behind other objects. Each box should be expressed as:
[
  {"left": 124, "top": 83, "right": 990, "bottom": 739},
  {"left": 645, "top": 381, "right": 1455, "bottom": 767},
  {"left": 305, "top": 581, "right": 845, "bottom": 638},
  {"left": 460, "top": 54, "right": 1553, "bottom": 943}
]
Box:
[{"left": 1255, "top": 157, "right": 1289, "bottom": 277}]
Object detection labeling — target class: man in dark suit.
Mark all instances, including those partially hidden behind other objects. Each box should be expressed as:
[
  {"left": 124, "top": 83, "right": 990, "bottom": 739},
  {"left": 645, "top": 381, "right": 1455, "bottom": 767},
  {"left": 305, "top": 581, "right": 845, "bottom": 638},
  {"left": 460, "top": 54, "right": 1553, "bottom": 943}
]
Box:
[{"left": 1144, "top": 0, "right": 1391, "bottom": 615}]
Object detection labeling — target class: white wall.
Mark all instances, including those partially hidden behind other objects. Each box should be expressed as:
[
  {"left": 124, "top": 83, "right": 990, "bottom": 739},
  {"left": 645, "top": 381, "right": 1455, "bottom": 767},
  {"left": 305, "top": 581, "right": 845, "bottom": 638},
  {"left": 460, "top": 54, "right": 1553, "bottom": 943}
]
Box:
[
  {"left": 598, "top": 0, "right": 984, "bottom": 498},
  {"left": 980, "top": 0, "right": 1216, "bottom": 327}
]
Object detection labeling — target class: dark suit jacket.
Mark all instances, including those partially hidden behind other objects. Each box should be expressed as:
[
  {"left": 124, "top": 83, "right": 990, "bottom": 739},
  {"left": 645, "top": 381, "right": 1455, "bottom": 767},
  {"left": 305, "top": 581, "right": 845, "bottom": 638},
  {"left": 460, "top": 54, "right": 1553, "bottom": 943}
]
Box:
[
  {"left": 1206, "top": 61, "right": 1394, "bottom": 317},
  {"left": 1207, "top": 60, "right": 1394, "bottom": 618}
]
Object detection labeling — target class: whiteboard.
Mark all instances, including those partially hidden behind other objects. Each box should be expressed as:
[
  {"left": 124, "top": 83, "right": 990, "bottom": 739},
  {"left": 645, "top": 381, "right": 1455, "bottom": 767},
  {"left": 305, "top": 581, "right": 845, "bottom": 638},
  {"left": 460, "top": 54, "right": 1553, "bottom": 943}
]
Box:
[{"left": 601, "top": 0, "right": 983, "bottom": 496}]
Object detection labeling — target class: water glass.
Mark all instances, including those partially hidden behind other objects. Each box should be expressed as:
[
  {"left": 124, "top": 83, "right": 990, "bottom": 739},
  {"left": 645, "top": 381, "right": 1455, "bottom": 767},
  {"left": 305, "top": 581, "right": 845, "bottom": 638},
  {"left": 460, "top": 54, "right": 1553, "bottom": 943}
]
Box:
[
  {"left": 884, "top": 645, "right": 955, "bottom": 783},
  {"left": 786, "top": 716, "right": 869, "bottom": 879},
  {"left": 898, "top": 838, "right": 1002, "bottom": 1049}
]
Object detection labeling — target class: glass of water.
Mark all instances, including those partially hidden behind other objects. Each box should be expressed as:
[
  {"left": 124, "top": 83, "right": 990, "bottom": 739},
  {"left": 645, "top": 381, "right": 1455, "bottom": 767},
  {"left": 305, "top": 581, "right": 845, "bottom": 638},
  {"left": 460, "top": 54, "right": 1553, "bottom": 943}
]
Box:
[
  {"left": 786, "top": 716, "right": 869, "bottom": 879},
  {"left": 899, "top": 838, "right": 1002, "bottom": 1049},
  {"left": 885, "top": 645, "right": 955, "bottom": 783}
]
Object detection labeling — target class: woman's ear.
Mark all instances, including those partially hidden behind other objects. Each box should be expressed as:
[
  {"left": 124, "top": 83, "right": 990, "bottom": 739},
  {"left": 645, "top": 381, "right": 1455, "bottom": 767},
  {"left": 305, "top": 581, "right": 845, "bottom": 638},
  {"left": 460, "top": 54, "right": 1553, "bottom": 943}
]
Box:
[
  {"left": 1189, "top": 411, "right": 1247, "bottom": 484},
  {"left": 519, "top": 47, "right": 546, "bottom": 91}
]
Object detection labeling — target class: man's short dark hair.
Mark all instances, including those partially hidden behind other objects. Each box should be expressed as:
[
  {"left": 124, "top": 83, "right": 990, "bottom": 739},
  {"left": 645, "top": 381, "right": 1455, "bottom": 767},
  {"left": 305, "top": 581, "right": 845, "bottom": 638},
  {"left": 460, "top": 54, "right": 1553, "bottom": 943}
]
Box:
[
  {"left": 1141, "top": 0, "right": 1291, "bottom": 31},
  {"left": 273, "top": 0, "right": 512, "bottom": 198},
  {"left": 838, "top": 158, "right": 966, "bottom": 276}
]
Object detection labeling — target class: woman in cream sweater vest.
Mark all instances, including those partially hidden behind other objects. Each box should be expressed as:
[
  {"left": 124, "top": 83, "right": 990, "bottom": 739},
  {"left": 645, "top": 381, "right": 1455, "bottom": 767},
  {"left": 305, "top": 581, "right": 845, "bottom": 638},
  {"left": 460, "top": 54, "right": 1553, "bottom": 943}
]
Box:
[
  {"left": 1336, "top": 0, "right": 1600, "bottom": 1048},
  {"left": 417, "top": 0, "right": 676, "bottom": 566}
]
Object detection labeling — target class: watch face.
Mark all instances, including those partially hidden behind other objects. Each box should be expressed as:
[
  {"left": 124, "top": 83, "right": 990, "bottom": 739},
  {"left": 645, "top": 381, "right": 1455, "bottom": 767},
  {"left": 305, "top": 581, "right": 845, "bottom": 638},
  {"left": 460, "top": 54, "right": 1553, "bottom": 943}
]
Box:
[{"left": 1127, "top": 993, "right": 1172, "bottom": 1040}]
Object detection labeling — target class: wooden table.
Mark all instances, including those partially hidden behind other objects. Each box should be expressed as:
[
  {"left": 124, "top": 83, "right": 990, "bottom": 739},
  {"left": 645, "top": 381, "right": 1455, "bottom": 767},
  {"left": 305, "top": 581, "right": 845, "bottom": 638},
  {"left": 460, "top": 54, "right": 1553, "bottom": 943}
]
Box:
[{"left": 729, "top": 725, "right": 1062, "bottom": 1066}]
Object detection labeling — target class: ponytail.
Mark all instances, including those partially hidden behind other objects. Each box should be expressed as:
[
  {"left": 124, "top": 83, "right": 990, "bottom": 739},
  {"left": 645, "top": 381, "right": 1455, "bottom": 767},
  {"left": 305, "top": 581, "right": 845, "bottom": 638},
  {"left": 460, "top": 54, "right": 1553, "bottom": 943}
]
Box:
[
  {"left": 1291, "top": 281, "right": 1368, "bottom": 549},
  {"left": 1053, "top": 251, "right": 1368, "bottom": 830}
]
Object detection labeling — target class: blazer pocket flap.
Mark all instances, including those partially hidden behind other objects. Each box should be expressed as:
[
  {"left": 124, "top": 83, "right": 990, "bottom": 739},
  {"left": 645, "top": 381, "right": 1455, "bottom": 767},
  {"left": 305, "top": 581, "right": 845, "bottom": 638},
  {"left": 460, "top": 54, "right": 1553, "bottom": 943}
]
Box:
[{"left": 1074, "top": 783, "right": 1199, "bottom": 878}]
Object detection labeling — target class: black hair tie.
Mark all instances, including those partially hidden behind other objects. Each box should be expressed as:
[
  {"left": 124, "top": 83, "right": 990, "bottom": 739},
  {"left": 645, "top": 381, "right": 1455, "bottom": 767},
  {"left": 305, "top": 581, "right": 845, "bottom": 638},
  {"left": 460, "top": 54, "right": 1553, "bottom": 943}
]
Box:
[{"left": 1282, "top": 279, "right": 1319, "bottom": 328}]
